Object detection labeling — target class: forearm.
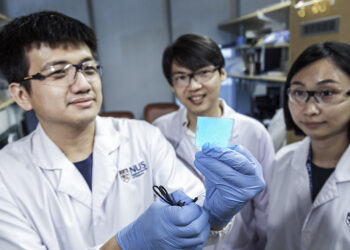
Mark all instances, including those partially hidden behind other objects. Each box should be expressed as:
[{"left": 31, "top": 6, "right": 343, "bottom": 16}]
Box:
[{"left": 100, "top": 236, "right": 121, "bottom": 250}]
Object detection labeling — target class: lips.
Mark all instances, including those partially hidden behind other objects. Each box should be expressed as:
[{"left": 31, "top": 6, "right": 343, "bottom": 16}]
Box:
[
  {"left": 301, "top": 121, "right": 325, "bottom": 129},
  {"left": 69, "top": 97, "right": 94, "bottom": 104},
  {"left": 188, "top": 94, "right": 206, "bottom": 104}
]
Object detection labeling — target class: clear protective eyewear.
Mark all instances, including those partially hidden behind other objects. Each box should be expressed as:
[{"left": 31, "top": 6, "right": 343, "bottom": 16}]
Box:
[
  {"left": 22, "top": 61, "right": 102, "bottom": 86},
  {"left": 287, "top": 87, "right": 350, "bottom": 105},
  {"left": 171, "top": 66, "right": 220, "bottom": 88}
]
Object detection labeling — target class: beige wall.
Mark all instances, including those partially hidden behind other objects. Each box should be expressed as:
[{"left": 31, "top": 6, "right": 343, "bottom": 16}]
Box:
[{"left": 289, "top": 0, "right": 350, "bottom": 66}]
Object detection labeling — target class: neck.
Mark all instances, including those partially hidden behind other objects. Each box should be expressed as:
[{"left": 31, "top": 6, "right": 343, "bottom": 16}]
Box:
[
  {"left": 41, "top": 120, "right": 96, "bottom": 162},
  {"left": 187, "top": 100, "right": 222, "bottom": 132},
  {"left": 311, "top": 133, "right": 349, "bottom": 169}
]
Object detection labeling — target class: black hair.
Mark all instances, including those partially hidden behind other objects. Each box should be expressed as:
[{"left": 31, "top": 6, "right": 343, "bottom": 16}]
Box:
[
  {"left": 284, "top": 41, "right": 350, "bottom": 139},
  {"left": 0, "top": 11, "right": 97, "bottom": 93},
  {"left": 162, "top": 34, "right": 225, "bottom": 86}
]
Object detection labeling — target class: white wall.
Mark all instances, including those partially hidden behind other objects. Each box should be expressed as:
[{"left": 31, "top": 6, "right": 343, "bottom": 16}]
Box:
[
  {"left": 239, "top": 0, "right": 283, "bottom": 16},
  {"left": 170, "top": 0, "right": 237, "bottom": 45},
  {"left": 92, "top": 0, "right": 173, "bottom": 118},
  {"left": 1, "top": 0, "right": 240, "bottom": 120},
  {"left": 2, "top": 0, "right": 91, "bottom": 25}
]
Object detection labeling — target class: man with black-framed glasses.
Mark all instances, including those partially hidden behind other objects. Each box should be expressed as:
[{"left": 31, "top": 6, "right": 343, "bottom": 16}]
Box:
[
  {"left": 0, "top": 12, "right": 266, "bottom": 250},
  {"left": 154, "top": 33, "right": 275, "bottom": 250}
]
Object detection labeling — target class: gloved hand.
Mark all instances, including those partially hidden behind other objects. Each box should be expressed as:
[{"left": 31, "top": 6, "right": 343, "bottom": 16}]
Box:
[
  {"left": 194, "top": 143, "right": 266, "bottom": 227},
  {"left": 116, "top": 190, "right": 210, "bottom": 250}
]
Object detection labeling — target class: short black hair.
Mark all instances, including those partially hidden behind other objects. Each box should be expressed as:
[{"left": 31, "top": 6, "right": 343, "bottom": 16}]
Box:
[
  {"left": 162, "top": 34, "right": 225, "bottom": 86},
  {"left": 284, "top": 41, "right": 350, "bottom": 139},
  {"left": 0, "top": 11, "right": 97, "bottom": 93}
]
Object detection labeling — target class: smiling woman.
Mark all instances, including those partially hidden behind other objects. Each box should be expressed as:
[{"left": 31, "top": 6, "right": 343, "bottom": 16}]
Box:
[{"left": 266, "top": 41, "right": 350, "bottom": 250}]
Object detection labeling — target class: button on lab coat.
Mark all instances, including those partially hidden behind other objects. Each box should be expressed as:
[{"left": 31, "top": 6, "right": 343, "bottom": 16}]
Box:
[
  {"left": 266, "top": 137, "right": 350, "bottom": 250},
  {"left": 153, "top": 99, "right": 275, "bottom": 250},
  {"left": 0, "top": 116, "right": 204, "bottom": 250}
]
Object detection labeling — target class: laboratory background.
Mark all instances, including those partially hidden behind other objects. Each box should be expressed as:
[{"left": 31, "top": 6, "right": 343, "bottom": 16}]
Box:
[{"left": 0, "top": 0, "right": 347, "bottom": 149}]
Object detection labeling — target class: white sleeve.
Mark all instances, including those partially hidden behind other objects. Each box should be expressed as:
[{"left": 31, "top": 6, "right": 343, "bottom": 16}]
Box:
[{"left": 0, "top": 173, "right": 47, "bottom": 250}]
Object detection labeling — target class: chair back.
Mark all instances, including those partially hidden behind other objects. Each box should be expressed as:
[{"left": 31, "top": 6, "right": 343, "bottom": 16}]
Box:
[
  {"left": 99, "top": 111, "right": 134, "bottom": 119},
  {"left": 144, "top": 103, "right": 179, "bottom": 123}
]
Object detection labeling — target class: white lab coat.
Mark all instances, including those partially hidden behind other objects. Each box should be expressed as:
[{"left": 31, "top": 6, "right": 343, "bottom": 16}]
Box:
[
  {"left": 153, "top": 99, "right": 275, "bottom": 250},
  {"left": 266, "top": 137, "right": 350, "bottom": 250},
  {"left": 0, "top": 116, "right": 205, "bottom": 250}
]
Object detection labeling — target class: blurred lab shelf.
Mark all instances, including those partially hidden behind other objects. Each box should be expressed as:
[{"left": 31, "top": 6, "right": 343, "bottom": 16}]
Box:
[
  {"left": 228, "top": 74, "right": 286, "bottom": 83},
  {"left": 0, "top": 98, "right": 15, "bottom": 110}
]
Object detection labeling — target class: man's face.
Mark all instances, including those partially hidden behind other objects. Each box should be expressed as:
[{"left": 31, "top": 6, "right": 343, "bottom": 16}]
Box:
[
  {"left": 21, "top": 43, "right": 102, "bottom": 128},
  {"left": 170, "top": 62, "right": 226, "bottom": 117}
]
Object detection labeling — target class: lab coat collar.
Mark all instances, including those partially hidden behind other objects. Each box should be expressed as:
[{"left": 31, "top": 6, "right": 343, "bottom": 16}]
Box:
[
  {"left": 31, "top": 123, "right": 93, "bottom": 208},
  {"left": 91, "top": 116, "right": 125, "bottom": 218},
  {"left": 313, "top": 144, "right": 350, "bottom": 207},
  {"left": 30, "top": 117, "right": 125, "bottom": 209},
  {"left": 294, "top": 138, "right": 350, "bottom": 209}
]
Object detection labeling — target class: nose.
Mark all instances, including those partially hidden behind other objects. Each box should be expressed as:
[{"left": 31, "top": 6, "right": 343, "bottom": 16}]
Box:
[
  {"left": 188, "top": 75, "right": 202, "bottom": 90},
  {"left": 303, "top": 98, "right": 321, "bottom": 116},
  {"left": 70, "top": 70, "right": 91, "bottom": 93}
]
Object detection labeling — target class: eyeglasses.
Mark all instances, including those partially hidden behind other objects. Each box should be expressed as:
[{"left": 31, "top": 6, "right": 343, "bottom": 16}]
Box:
[
  {"left": 171, "top": 66, "right": 220, "bottom": 88},
  {"left": 22, "top": 61, "right": 102, "bottom": 86},
  {"left": 287, "top": 87, "right": 350, "bottom": 105}
]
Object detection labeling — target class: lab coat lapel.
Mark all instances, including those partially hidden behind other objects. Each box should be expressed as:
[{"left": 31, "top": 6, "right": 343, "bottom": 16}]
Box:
[
  {"left": 91, "top": 117, "right": 122, "bottom": 220},
  {"left": 291, "top": 138, "right": 313, "bottom": 206},
  {"left": 312, "top": 144, "right": 350, "bottom": 208},
  {"left": 32, "top": 124, "right": 92, "bottom": 208},
  {"left": 170, "top": 108, "right": 204, "bottom": 180}
]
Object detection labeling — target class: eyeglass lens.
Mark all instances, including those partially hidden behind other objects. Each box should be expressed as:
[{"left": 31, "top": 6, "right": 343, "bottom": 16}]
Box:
[
  {"left": 42, "top": 62, "right": 101, "bottom": 86},
  {"left": 288, "top": 88, "right": 350, "bottom": 105}
]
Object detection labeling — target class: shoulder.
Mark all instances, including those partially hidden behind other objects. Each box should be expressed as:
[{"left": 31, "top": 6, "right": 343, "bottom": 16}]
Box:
[
  {"left": 152, "top": 109, "right": 184, "bottom": 135},
  {"left": 231, "top": 112, "right": 271, "bottom": 143},
  {"left": 98, "top": 115, "right": 161, "bottom": 133},
  {"left": 152, "top": 109, "right": 182, "bottom": 126},
  {"left": 234, "top": 112, "right": 267, "bottom": 130},
  {"left": 275, "top": 140, "right": 304, "bottom": 161},
  {"left": 0, "top": 133, "right": 33, "bottom": 164}
]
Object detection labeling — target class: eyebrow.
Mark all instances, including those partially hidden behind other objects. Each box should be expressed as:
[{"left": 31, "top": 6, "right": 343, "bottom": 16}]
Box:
[
  {"left": 41, "top": 57, "right": 94, "bottom": 71},
  {"left": 290, "top": 79, "right": 340, "bottom": 86},
  {"left": 172, "top": 66, "right": 214, "bottom": 76}
]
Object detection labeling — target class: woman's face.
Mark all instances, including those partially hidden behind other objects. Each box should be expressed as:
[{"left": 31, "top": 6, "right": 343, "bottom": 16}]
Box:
[{"left": 288, "top": 58, "right": 350, "bottom": 141}]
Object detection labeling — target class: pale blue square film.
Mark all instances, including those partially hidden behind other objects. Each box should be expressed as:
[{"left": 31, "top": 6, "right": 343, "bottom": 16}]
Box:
[{"left": 195, "top": 117, "right": 234, "bottom": 147}]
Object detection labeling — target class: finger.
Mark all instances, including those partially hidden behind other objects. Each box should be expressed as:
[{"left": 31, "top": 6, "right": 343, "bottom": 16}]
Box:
[
  {"left": 165, "top": 202, "right": 202, "bottom": 226},
  {"left": 169, "top": 190, "right": 194, "bottom": 205},
  {"left": 171, "top": 208, "right": 210, "bottom": 247},
  {"left": 197, "top": 143, "right": 256, "bottom": 175}
]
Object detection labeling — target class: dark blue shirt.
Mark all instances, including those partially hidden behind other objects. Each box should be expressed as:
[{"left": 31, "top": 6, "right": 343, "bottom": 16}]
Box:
[{"left": 74, "top": 154, "right": 93, "bottom": 191}]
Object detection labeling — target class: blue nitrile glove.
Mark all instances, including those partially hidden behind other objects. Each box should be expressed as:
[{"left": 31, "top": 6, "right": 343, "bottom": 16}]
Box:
[
  {"left": 116, "top": 190, "right": 210, "bottom": 250},
  {"left": 194, "top": 143, "right": 266, "bottom": 227}
]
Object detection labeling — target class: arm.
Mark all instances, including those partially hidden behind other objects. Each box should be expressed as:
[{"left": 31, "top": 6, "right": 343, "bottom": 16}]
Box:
[
  {"left": 100, "top": 237, "right": 121, "bottom": 250},
  {"left": 0, "top": 175, "right": 47, "bottom": 250}
]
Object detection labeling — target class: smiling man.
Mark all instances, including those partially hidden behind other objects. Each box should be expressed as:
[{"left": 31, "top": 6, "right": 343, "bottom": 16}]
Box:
[
  {"left": 0, "top": 12, "right": 266, "bottom": 250},
  {"left": 154, "top": 34, "right": 275, "bottom": 250}
]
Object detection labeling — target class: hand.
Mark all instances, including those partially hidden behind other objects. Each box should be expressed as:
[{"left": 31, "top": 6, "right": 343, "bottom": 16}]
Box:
[
  {"left": 116, "top": 190, "right": 210, "bottom": 250},
  {"left": 194, "top": 143, "right": 266, "bottom": 227}
]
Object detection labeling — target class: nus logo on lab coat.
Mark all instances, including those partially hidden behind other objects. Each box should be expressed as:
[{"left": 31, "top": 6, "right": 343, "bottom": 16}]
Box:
[{"left": 119, "top": 161, "right": 148, "bottom": 182}]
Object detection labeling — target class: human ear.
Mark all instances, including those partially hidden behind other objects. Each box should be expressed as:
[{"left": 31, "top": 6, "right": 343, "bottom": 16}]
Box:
[
  {"left": 219, "top": 68, "right": 227, "bottom": 81},
  {"left": 8, "top": 82, "right": 33, "bottom": 111}
]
